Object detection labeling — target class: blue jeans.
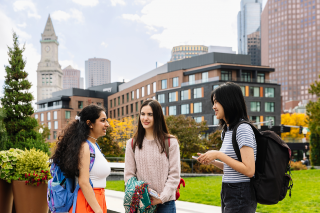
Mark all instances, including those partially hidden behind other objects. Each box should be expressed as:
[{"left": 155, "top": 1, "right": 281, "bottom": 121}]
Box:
[
  {"left": 157, "top": 200, "right": 176, "bottom": 213},
  {"left": 221, "top": 182, "right": 257, "bottom": 213}
]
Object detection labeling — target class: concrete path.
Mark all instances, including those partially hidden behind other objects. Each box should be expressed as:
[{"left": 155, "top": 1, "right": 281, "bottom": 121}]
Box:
[{"left": 105, "top": 189, "right": 221, "bottom": 213}]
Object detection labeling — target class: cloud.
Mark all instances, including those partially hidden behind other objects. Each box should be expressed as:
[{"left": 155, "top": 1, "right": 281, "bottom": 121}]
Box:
[
  {"left": 17, "top": 22, "right": 27, "bottom": 28},
  {"left": 122, "top": 0, "right": 239, "bottom": 50},
  {"left": 0, "top": 10, "right": 39, "bottom": 109},
  {"left": 72, "top": 0, "right": 99, "bottom": 7},
  {"left": 51, "top": 9, "right": 84, "bottom": 23},
  {"left": 101, "top": 42, "right": 108, "bottom": 48},
  {"left": 111, "top": 0, "right": 126, "bottom": 6},
  {"left": 13, "top": 0, "right": 41, "bottom": 19},
  {"left": 134, "top": 0, "right": 152, "bottom": 5}
]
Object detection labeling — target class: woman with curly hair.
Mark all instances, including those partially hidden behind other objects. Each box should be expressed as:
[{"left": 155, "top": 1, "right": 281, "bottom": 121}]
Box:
[
  {"left": 51, "top": 104, "right": 110, "bottom": 213},
  {"left": 124, "top": 99, "right": 181, "bottom": 213}
]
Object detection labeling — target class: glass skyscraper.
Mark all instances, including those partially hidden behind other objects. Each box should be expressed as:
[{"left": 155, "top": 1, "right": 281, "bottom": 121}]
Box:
[{"left": 238, "top": 0, "right": 263, "bottom": 65}]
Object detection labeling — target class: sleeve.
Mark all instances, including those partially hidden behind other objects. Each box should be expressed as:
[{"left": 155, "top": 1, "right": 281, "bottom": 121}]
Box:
[
  {"left": 236, "top": 124, "right": 256, "bottom": 150},
  {"left": 159, "top": 138, "right": 181, "bottom": 203},
  {"left": 124, "top": 138, "right": 136, "bottom": 184}
]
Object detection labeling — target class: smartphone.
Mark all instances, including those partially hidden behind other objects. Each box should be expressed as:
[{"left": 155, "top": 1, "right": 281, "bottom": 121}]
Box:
[
  {"left": 192, "top": 156, "right": 199, "bottom": 160},
  {"left": 149, "top": 189, "right": 160, "bottom": 199}
]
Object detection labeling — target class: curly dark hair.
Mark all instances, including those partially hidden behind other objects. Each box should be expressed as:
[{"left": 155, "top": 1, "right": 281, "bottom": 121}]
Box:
[{"left": 51, "top": 104, "right": 105, "bottom": 178}]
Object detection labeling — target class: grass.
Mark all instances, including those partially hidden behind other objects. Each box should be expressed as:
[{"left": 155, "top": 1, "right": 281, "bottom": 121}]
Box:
[{"left": 106, "top": 170, "right": 320, "bottom": 213}]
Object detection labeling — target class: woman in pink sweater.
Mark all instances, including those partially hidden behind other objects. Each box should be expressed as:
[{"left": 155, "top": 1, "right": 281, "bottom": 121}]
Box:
[{"left": 124, "top": 99, "right": 181, "bottom": 213}]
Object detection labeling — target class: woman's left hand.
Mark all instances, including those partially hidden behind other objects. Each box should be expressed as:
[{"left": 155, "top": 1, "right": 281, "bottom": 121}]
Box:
[
  {"left": 150, "top": 196, "right": 162, "bottom": 205},
  {"left": 197, "top": 150, "right": 221, "bottom": 164}
]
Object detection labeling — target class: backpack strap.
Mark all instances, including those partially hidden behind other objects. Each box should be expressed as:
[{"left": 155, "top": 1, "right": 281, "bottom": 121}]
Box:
[
  {"left": 86, "top": 140, "right": 96, "bottom": 172},
  {"left": 231, "top": 120, "right": 261, "bottom": 162}
]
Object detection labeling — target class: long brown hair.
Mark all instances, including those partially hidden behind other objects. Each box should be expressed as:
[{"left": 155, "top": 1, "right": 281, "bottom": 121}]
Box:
[{"left": 133, "top": 99, "right": 171, "bottom": 153}]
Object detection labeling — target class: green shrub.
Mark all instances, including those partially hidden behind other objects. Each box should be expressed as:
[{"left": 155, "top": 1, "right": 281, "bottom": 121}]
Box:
[
  {"left": 181, "top": 161, "right": 191, "bottom": 173},
  {"left": 194, "top": 162, "right": 223, "bottom": 174},
  {"left": 16, "top": 148, "right": 51, "bottom": 186},
  {"left": 0, "top": 148, "right": 24, "bottom": 183}
]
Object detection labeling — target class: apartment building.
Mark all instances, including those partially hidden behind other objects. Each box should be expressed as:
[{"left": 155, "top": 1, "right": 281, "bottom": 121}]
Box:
[{"left": 108, "top": 52, "right": 281, "bottom": 126}]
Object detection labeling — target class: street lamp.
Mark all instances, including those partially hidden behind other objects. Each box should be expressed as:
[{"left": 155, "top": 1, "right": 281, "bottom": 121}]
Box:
[{"left": 302, "top": 128, "right": 307, "bottom": 137}]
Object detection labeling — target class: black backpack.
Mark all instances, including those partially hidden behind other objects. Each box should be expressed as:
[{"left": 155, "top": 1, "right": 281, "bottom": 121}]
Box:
[{"left": 223, "top": 120, "right": 293, "bottom": 205}]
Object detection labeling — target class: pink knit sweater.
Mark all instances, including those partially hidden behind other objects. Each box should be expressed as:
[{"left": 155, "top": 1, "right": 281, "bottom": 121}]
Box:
[{"left": 124, "top": 137, "right": 181, "bottom": 203}]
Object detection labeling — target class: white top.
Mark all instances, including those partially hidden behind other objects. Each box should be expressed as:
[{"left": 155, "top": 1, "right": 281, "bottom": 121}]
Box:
[
  {"left": 220, "top": 124, "right": 257, "bottom": 183},
  {"left": 89, "top": 142, "right": 111, "bottom": 188}
]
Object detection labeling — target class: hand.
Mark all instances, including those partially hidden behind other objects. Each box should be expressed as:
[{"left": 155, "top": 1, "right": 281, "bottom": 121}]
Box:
[
  {"left": 150, "top": 196, "right": 162, "bottom": 205},
  {"left": 197, "top": 151, "right": 220, "bottom": 164}
]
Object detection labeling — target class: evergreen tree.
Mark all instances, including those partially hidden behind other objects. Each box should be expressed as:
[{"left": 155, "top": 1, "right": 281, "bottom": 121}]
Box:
[{"left": 0, "top": 32, "right": 48, "bottom": 153}]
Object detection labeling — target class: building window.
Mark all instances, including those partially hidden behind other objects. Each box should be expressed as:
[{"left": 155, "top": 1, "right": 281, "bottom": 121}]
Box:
[
  {"left": 202, "top": 72, "right": 208, "bottom": 82},
  {"left": 181, "top": 104, "right": 189, "bottom": 114},
  {"left": 194, "top": 117, "right": 202, "bottom": 123},
  {"left": 257, "top": 73, "right": 265, "bottom": 83},
  {"left": 54, "top": 111, "right": 57, "bottom": 119},
  {"left": 265, "top": 102, "right": 275, "bottom": 112},
  {"left": 122, "top": 107, "right": 124, "bottom": 116},
  {"left": 162, "top": 107, "right": 166, "bottom": 115},
  {"left": 153, "top": 82, "right": 156, "bottom": 93},
  {"left": 161, "top": 80, "right": 167, "bottom": 89},
  {"left": 250, "top": 87, "right": 260, "bottom": 97},
  {"left": 147, "top": 85, "right": 150, "bottom": 95},
  {"left": 213, "top": 85, "right": 219, "bottom": 90},
  {"left": 65, "top": 111, "right": 71, "bottom": 119},
  {"left": 141, "top": 100, "right": 143, "bottom": 105},
  {"left": 131, "top": 104, "right": 133, "bottom": 113},
  {"left": 136, "top": 89, "right": 140, "bottom": 99},
  {"left": 265, "top": 116, "right": 275, "bottom": 125},
  {"left": 189, "top": 75, "right": 195, "bottom": 85},
  {"left": 181, "top": 90, "right": 189, "bottom": 100},
  {"left": 132, "top": 91, "right": 134, "bottom": 100},
  {"left": 114, "top": 98, "right": 116, "bottom": 106},
  {"left": 122, "top": 95, "right": 124, "bottom": 104},
  {"left": 53, "top": 131, "right": 57, "bottom": 140},
  {"left": 127, "top": 93, "right": 129, "bottom": 102},
  {"left": 250, "top": 102, "right": 261, "bottom": 112},
  {"left": 221, "top": 71, "right": 232, "bottom": 81},
  {"left": 169, "top": 92, "right": 177, "bottom": 102},
  {"left": 194, "top": 88, "right": 202, "bottom": 99},
  {"left": 265, "top": 88, "right": 275, "bottom": 98},
  {"left": 240, "top": 86, "right": 245, "bottom": 96},
  {"left": 169, "top": 106, "right": 176, "bottom": 115},
  {"left": 194, "top": 102, "right": 202, "bottom": 113},
  {"left": 47, "top": 134, "right": 51, "bottom": 140},
  {"left": 173, "top": 77, "right": 179, "bottom": 87},
  {"left": 136, "top": 102, "right": 138, "bottom": 112},
  {"left": 117, "top": 108, "right": 120, "bottom": 117},
  {"left": 78, "top": 101, "right": 83, "bottom": 109},
  {"left": 110, "top": 111, "right": 112, "bottom": 118},
  {"left": 118, "top": 97, "right": 120, "bottom": 105},
  {"left": 40, "top": 113, "right": 44, "bottom": 121},
  {"left": 250, "top": 116, "right": 260, "bottom": 124},
  {"left": 158, "top": 94, "right": 165, "bottom": 103},
  {"left": 97, "top": 102, "right": 102, "bottom": 107},
  {"left": 48, "top": 122, "right": 51, "bottom": 130},
  {"left": 110, "top": 100, "right": 112, "bottom": 108},
  {"left": 34, "top": 114, "right": 38, "bottom": 119},
  {"left": 54, "top": 121, "right": 58, "bottom": 129},
  {"left": 213, "top": 115, "right": 219, "bottom": 125},
  {"left": 141, "top": 87, "right": 145, "bottom": 97},
  {"left": 47, "top": 112, "right": 51, "bottom": 120},
  {"left": 241, "top": 72, "right": 251, "bottom": 82}
]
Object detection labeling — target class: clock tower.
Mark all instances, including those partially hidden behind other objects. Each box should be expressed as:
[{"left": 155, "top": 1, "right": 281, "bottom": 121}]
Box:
[{"left": 37, "top": 15, "right": 63, "bottom": 102}]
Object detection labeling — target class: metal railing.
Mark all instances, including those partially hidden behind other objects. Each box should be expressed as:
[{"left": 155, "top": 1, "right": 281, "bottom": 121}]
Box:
[{"left": 36, "top": 104, "right": 63, "bottom": 112}]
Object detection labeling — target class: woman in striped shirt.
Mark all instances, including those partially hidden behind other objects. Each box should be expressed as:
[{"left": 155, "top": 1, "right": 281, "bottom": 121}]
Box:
[{"left": 197, "top": 82, "right": 257, "bottom": 213}]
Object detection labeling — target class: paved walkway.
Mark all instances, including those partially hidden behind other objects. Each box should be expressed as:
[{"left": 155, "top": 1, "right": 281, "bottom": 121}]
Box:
[{"left": 105, "top": 189, "right": 221, "bottom": 213}]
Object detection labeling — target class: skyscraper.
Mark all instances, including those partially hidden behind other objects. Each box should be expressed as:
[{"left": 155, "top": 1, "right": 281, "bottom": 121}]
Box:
[
  {"left": 62, "top": 65, "right": 80, "bottom": 89},
  {"left": 238, "top": 0, "right": 263, "bottom": 65},
  {"left": 170, "top": 45, "right": 208, "bottom": 61},
  {"left": 36, "top": 15, "right": 63, "bottom": 101},
  {"left": 85, "top": 58, "right": 111, "bottom": 89},
  {"left": 261, "top": 0, "right": 318, "bottom": 108}
]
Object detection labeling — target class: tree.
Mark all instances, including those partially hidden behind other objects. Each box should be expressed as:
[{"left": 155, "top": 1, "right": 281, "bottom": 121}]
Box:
[
  {"left": 281, "top": 113, "right": 310, "bottom": 141},
  {"left": 207, "top": 129, "right": 223, "bottom": 151},
  {"left": 0, "top": 32, "right": 48, "bottom": 153},
  {"left": 108, "top": 117, "right": 135, "bottom": 148},
  {"left": 97, "top": 125, "right": 124, "bottom": 157},
  {"left": 165, "top": 115, "right": 208, "bottom": 159},
  {"left": 0, "top": 108, "right": 7, "bottom": 150},
  {"left": 306, "top": 77, "right": 320, "bottom": 165}
]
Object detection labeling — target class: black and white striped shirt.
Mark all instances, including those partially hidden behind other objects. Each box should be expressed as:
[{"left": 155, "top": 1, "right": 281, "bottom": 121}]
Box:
[{"left": 220, "top": 123, "right": 257, "bottom": 183}]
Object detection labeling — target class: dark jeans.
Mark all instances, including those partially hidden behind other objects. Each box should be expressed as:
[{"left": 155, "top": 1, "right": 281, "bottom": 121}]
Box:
[
  {"left": 157, "top": 200, "right": 176, "bottom": 213},
  {"left": 221, "top": 182, "right": 257, "bottom": 213}
]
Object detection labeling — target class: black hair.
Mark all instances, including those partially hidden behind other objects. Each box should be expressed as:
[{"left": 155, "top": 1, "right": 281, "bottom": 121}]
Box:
[
  {"left": 211, "top": 82, "right": 249, "bottom": 132},
  {"left": 133, "top": 99, "right": 172, "bottom": 153},
  {"left": 51, "top": 104, "right": 105, "bottom": 178}
]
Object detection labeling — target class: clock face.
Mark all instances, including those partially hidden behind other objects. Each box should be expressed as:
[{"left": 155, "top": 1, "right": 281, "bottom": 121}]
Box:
[{"left": 45, "top": 46, "right": 50, "bottom": 52}]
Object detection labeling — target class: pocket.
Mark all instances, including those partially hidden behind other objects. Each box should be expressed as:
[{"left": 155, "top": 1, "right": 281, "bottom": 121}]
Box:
[
  {"left": 227, "top": 183, "right": 242, "bottom": 189},
  {"left": 52, "top": 184, "right": 68, "bottom": 209}
]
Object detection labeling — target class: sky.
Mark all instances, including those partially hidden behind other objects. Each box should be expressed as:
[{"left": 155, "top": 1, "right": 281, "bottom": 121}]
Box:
[{"left": 0, "top": 0, "right": 267, "bottom": 106}]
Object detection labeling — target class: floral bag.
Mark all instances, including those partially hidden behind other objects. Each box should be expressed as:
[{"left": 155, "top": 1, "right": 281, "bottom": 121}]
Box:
[{"left": 124, "top": 176, "right": 157, "bottom": 213}]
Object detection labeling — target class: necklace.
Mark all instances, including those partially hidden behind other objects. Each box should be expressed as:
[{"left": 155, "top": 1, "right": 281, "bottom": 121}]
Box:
[{"left": 88, "top": 135, "right": 98, "bottom": 141}]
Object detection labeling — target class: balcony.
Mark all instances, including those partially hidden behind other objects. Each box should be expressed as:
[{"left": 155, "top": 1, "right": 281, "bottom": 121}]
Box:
[
  {"left": 181, "top": 77, "right": 219, "bottom": 87},
  {"left": 36, "top": 104, "right": 62, "bottom": 112}
]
